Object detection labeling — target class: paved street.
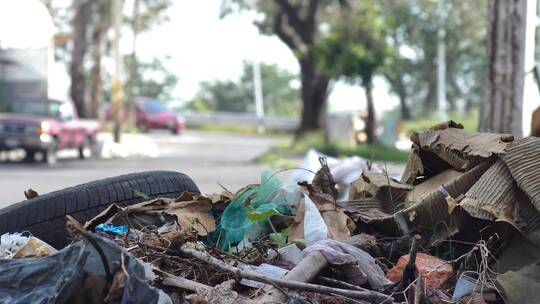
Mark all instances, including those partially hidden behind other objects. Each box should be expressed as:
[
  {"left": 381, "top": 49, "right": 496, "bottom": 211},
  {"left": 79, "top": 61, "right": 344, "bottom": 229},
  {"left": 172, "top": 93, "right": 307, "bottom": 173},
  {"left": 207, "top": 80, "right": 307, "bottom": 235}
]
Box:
[{"left": 0, "top": 130, "right": 284, "bottom": 207}]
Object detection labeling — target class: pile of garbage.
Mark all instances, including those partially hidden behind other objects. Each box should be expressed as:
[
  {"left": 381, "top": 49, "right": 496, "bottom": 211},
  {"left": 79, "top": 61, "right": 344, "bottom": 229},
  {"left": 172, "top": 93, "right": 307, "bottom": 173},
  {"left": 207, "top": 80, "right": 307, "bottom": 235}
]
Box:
[{"left": 1, "top": 121, "right": 540, "bottom": 304}]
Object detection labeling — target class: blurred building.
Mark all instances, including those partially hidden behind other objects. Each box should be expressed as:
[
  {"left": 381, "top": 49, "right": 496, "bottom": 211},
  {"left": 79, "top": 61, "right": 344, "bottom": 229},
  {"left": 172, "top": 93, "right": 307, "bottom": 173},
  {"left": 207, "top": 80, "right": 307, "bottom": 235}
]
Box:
[{"left": 0, "top": 0, "right": 63, "bottom": 111}]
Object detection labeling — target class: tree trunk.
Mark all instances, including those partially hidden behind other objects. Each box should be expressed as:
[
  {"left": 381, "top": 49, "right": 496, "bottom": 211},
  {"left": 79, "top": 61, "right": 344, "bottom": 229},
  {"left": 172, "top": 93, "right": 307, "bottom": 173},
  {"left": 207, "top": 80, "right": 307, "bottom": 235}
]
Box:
[
  {"left": 127, "top": 0, "right": 141, "bottom": 131},
  {"left": 88, "top": 22, "right": 105, "bottom": 119},
  {"left": 364, "top": 81, "right": 377, "bottom": 144},
  {"left": 423, "top": 80, "right": 436, "bottom": 113},
  {"left": 398, "top": 91, "right": 411, "bottom": 120},
  {"left": 297, "top": 57, "right": 329, "bottom": 134},
  {"left": 70, "top": 1, "right": 91, "bottom": 118},
  {"left": 479, "top": 0, "right": 526, "bottom": 135}
]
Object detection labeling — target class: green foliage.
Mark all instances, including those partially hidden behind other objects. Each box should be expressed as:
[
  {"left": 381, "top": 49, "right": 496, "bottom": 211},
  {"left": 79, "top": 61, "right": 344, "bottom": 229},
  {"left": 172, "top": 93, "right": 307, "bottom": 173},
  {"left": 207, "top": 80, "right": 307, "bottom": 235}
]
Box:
[
  {"left": 225, "top": 0, "right": 487, "bottom": 121},
  {"left": 188, "top": 61, "right": 300, "bottom": 116},
  {"left": 134, "top": 190, "right": 150, "bottom": 199},
  {"left": 124, "top": 56, "right": 178, "bottom": 102},
  {"left": 125, "top": 0, "right": 172, "bottom": 32},
  {"left": 187, "top": 123, "right": 288, "bottom": 135},
  {"left": 194, "top": 80, "right": 250, "bottom": 112},
  {"left": 400, "top": 111, "right": 479, "bottom": 136},
  {"left": 245, "top": 206, "right": 280, "bottom": 222},
  {"left": 269, "top": 228, "right": 288, "bottom": 248},
  {"left": 258, "top": 131, "right": 410, "bottom": 168},
  {"left": 382, "top": 0, "right": 487, "bottom": 114},
  {"left": 314, "top": 1, "right": 391, "bottom": 86}
]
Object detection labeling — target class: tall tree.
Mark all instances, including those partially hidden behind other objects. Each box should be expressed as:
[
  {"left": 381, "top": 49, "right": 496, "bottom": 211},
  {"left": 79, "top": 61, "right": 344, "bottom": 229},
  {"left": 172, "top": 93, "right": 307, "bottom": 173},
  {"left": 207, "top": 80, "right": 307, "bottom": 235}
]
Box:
[
  {"left": 479, "top": 0, "right": 526, "bottom": 135},
  {"left": 381, "top": 0, "right": 414, "bottom": 120},
  {"left": 224, "top": 1, "right": 349, "bottom": 134},
  {"left": 88, "top": 0, "right": 110, "bottom": 119},
  {"left": 125, "top": 0, "right": 172, "bottom": 124},
  {"left": 315, "top": 1, "right": 389, "bottom": 144},
  {"left": 382, "top": 0, "right": 487, "bottom": 117},
  {"left": 70, "top": 0, "right": 92, "bottom": 118},
  {"left": 124, "top": 56, "right": 178, "bottom": 101}
]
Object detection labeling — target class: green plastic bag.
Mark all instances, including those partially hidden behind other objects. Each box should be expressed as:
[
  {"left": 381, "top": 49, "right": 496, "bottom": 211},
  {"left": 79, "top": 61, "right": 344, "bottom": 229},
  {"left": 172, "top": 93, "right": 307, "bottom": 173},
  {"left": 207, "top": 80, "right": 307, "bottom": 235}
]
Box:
[{"left": 216, "top": 170, "right": 291, "bottom": 249}]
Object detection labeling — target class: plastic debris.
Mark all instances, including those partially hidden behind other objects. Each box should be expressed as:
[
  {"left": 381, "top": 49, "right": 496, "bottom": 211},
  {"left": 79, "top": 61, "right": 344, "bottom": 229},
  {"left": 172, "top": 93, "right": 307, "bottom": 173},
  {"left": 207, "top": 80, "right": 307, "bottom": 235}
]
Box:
[
  {"left": 0, "top": 233, "right": 56, "bottom": 259},
  {"left": 216, "top": 170, "right": 293, "bottom": 249},
  {"left": 0, "top": 233, "right": 171, "bottom": 304},
  {"left": 304, "top": 239, "right": 391, "bottom": 289},
  {"left": 452, "top": 271, "right": 481, "bottom": 301},
  {"left": 0, "top": 232, "right": 30, "bottom": 258},
  {"left": 95, "top": 223, "right": 128, "bottom": 236}
]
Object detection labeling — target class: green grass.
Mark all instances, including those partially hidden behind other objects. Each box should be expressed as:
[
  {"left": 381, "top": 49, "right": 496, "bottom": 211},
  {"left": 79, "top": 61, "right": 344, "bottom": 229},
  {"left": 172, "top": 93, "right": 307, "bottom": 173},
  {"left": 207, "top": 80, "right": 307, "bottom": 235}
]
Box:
[
  {"left": 187, "top": 123, "right": 288, "bottom": 135},
  {"left": 257, "top": 131, "right": 410, "bottom": 168},
  {"left": 400, "top": 111, "right": 479, "bottom": 136}
]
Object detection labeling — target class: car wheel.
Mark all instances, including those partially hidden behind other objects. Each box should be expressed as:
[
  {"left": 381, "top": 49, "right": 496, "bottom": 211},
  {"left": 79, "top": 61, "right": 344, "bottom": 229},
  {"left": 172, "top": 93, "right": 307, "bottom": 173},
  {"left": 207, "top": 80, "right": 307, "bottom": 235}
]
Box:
[
  {"left": 171, "top": 127, "right": 179, "bottom": 135},
  {"left": 23, "top": 149, "right": 36, "bottom": 162},
  {"left": 42, "top": 140, "right": 57, "bottom": 165},
  {"left": 138, "top": 122, "right": 149, "bottom": 133},
  {"left": 78, "top": 138, "right": 92, "bottom": 159}
]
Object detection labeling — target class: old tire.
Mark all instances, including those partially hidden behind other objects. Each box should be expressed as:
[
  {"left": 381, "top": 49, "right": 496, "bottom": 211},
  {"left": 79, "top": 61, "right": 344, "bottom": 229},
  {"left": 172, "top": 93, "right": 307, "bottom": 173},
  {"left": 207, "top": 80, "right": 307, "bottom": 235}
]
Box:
[{"left": 0, "top": 170, "right": 200, "bottom": 248}]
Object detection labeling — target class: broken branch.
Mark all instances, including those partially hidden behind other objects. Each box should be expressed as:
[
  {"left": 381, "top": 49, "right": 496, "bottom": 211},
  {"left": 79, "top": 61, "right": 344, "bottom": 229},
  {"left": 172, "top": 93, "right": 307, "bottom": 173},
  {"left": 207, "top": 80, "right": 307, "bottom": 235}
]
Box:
[{"left": 173, "top": 246, "right": 394, "bottom": 303}]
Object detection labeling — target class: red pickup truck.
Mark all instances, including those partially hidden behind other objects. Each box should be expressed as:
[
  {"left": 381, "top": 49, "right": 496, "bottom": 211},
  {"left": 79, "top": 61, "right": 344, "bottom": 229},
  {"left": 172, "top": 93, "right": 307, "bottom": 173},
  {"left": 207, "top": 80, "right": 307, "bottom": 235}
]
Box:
[{"left": 0, "top": 99, "right": 99, "bottom": 164}]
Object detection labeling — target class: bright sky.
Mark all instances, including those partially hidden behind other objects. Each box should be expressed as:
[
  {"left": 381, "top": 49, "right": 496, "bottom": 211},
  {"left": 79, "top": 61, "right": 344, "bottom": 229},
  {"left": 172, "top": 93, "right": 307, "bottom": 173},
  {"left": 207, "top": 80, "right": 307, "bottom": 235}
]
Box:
[{"left": 128, "top": 0, "right": 398, "bottom": 114}]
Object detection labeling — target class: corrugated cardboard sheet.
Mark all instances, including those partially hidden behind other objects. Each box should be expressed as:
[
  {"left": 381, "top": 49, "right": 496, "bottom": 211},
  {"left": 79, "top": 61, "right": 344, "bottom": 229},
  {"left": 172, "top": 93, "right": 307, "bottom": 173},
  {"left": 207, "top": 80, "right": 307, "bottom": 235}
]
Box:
[
  {"left": 460, "top": 157, "right": 540, "bottom": 246},
  {"left": 460, "top": 160, "right": 517, "bottom": 221},
  {"left": 502, "top": 137, "right": 540, "bottom": 212},
  {"left": 347, "top": 125, "right": 540, "bottom": 247},
  {"left": 349, "top": 170, "right": 413, "bottom": 208},
  {"left": 410, "top": 127, "right": 512, "bottom": 172},
  {"left": 344, "top": 161, "right": 491, "bottom": 239}
]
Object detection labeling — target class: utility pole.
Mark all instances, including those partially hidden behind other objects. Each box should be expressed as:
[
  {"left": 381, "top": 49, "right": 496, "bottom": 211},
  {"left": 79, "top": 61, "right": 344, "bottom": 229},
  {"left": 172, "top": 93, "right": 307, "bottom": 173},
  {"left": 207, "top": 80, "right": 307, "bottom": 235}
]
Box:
[
  {"left": 252, "top": 62, "right": 265, "bottom": 134},
  {"left": 436, "top": 0, "right": 447, "bottom": 119},
  {"left": 521, "top": 0, "right": 538, "bottom": 135},
  {"left": 111, "top": 0, "right": 124, "bottom": 143}
]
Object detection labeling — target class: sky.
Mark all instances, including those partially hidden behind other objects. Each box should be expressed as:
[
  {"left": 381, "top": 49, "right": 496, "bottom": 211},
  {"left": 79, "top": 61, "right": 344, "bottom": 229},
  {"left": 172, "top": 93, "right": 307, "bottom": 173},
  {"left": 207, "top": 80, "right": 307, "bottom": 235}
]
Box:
[{"left": 129, "top": 0, "right": 398, "bottom": 114}]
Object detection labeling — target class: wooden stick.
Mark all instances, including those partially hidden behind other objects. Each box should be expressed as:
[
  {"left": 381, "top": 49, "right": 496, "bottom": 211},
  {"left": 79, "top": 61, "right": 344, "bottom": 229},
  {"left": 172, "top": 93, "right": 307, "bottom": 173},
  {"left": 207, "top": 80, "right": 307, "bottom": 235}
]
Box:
[
  {"left": 258, "top": 251, "right": 329, "bottom": 303},
  {"left": 400, "top": 235, "right": 421, "bottom": 290},
  {"left": 318, "top": 276, "right": 372, "bottom": 292},
  {"left": 156, "top": 269, "right": 211, "bottom": 292},
  {"left": 413, "top": 273, "right": 423, "bottom": 304},
  {"left": 177, "top": 246, "right": 395, "bottom": 303}
]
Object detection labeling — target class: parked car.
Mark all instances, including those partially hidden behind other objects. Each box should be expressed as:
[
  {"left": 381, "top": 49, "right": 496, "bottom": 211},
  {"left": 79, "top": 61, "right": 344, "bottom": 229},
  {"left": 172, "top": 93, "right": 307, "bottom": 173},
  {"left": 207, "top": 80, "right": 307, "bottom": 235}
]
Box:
[
  {"left": 0, "top": 99, "right": 100, "bottom": 164},
  {"left": 105, "top": 98, "right": 185, "bottom": 135}
]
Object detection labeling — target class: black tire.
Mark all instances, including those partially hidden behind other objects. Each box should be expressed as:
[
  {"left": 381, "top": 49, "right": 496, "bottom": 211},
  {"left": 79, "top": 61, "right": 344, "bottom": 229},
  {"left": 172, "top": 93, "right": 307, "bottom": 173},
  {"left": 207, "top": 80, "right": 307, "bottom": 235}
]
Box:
[
  {"left": 23, "top": 149, "right": 36, "bottom": 162},
  {"left": 42, "top": 140, "right": 57, "bottom": 165},
  {"left": 0, "top": 171, "right": 200, "bottom": 248},
  {"left": 138, "top": 122, "right": 149, "bottom": 133}
]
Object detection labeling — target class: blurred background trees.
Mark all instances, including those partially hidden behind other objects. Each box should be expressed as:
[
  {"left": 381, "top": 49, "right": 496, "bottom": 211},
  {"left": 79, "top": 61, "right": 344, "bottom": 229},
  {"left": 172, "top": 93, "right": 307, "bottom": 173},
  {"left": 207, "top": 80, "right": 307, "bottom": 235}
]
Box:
[
  {"left": 47, "top": 0, "right": 493, "bottom": 141},
  {"left": 222, "top": 0, "right": 487, "bottom": 138},
  {"left": 188, "top": 61, "right": 300, "bottom": 117},
  {"left": 60, "top": 0, "right": 175, "bottom": 119}
]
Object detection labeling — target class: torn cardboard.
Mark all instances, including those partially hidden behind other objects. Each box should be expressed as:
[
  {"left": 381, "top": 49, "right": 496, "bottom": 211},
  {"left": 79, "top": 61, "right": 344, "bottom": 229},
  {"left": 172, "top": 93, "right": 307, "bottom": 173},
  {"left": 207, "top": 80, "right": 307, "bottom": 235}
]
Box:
[{"left": 411, "top": 127, "right": 512, "bottom": 171}]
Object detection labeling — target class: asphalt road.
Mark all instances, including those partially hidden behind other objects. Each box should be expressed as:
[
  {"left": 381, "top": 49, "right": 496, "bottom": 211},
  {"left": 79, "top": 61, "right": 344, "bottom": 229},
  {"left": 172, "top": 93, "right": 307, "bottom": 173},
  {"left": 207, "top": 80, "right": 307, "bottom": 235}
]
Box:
[{"left": 0, "top": 130, "right": 283, "bottom": 207}]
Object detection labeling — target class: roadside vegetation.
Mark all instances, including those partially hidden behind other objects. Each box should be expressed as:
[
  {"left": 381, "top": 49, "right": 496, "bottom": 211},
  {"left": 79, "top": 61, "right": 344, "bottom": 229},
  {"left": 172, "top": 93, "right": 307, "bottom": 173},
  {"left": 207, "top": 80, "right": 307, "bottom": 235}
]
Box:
[{"left": 257, "top": 131, "right": 409, "bottom": 168}]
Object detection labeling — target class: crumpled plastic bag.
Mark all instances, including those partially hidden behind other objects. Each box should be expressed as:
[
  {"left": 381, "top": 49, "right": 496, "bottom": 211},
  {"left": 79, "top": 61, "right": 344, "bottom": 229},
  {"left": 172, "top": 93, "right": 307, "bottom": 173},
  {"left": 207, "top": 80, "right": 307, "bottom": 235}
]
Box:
[
  {"left": 0, "top": 232, "right": 56, "bottom": 259},
  {"left": 216, "top": 170, "right": 298, "bottom": 249},
  {"left": 304, "top": 239, "right": 392, "bottom": 289},
  {"left": 303, "top": 196, "right": 329, "bottom": 246},
  {"left": 288, "top": 149, "right": 380, "bottom": 200},
  {"left": 0, "top": 233, "right": 171, "bottom": 304},
  {"left": 0, "top": 232, "right": 30, "bottom": 258}
]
